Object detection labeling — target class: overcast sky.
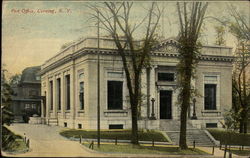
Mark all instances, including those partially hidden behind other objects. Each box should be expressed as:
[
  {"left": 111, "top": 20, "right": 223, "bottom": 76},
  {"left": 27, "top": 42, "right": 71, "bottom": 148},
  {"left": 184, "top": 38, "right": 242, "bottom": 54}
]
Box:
[{"left": 2, "top": 1, "right": 249, "bottom": 78}]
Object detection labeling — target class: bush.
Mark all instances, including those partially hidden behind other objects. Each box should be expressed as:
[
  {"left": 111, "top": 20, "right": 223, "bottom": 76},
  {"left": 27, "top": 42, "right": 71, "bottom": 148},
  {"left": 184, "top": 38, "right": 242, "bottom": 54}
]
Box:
[
  {"left": 208, "top": 129, "right": 250, "bottom": 146},
  {"left": 60, "top": 129, "right": 168, "bottom": 142},
  {"left": 2, "top": 126, "right": 20, "bottom": 150}
]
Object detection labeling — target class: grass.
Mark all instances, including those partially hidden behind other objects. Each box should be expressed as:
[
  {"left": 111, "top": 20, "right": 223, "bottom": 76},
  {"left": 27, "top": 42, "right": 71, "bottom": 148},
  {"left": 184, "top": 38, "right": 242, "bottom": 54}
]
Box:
[
  {"left": 60, "top": 129, "right": 168, "bottom": 142},
  {"left": 82, "top": 143, "right": 208, "bottom": 155},
  {"left": 208, "top": 129, "right": 250, "bottom": 146}
]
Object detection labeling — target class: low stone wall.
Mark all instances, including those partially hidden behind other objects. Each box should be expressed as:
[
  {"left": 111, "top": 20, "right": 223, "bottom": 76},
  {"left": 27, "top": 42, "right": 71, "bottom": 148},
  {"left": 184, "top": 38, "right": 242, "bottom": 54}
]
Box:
[{"left": 29, "top": 117, "right": 45, "bottom": 124}]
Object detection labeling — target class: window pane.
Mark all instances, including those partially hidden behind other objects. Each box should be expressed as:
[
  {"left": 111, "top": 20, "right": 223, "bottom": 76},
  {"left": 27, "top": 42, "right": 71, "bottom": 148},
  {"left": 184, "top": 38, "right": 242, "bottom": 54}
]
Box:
[
  {"left": 108, "top": 81, "right": 123, "bottom": 110},
  {"left": 57, "top": 78, "right": 61, "bottom": 110},
  {"left": 204, "top": 84, "right": 216, "bottom": 110},
  {"left": 109, "top": 124, "right": 123, "bottom": 129},
  {"left": 158, "top": 73, "right": 175, "bottom": 81},
  {"left": 79, "top": 82, "right": 84, "bottom": 110},
  {"left": 50, "top": 81, "right": 53, "bottom": 110},
  {"left": 66, "top": 75, "right": 70, "bottom": 110}
]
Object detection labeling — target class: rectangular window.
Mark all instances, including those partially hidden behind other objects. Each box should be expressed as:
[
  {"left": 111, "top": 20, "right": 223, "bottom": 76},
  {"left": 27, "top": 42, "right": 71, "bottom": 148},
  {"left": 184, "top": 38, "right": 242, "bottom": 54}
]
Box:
[
  {"left": 109, "top": 124, "right": 123, "bottom": 129},
  {"left": 108, "top": 81, "right": 123, "bottom": 110},
  {"left": 66, "top": 75, "right": 70, "bottom": 110},
  {"left": 204, "top": 84, "right": 216, "bottom": 110},
  {"left": 25, "top": 104, "right": 30, "bottom": 109},
  {"left": 79, "top": 82, "right": 84, "bottom": 110},
  {"left": 158, "top": 73, "right": 175, "bottom": 81},
  {"left": 57, "top": 78, "right": 61, "bottom": 110},
  {"left": 50, "top": 81, "right": 53, "bottom": 110}
]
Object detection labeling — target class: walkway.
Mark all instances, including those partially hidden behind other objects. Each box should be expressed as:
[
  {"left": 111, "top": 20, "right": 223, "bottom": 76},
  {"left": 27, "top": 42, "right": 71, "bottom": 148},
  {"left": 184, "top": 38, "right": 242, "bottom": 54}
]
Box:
[{"left": 2, "top": 124, "right": 107, "bottom": 157}]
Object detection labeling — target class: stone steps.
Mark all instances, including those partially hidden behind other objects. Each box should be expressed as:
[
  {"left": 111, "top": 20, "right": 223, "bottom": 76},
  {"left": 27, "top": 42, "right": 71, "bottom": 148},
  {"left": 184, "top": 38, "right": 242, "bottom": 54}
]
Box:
[
  {"left": 47, "top": 118, "right": 58, "bottom": 126},
  {"left": 167, "top": 130, "right": 214, "bottom": 146},
  {"left": 160, "top": 120, "right": 215, "bottom": 146}
]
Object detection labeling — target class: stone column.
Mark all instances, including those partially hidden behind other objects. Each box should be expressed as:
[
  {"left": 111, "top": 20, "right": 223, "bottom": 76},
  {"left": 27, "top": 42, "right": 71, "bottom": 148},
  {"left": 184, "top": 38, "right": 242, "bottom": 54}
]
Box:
[
  {"left": 53, "top": 76, "right": 57, "bottom": 118},
  {"left": 71, "top": 63, "right": 76, "bottom": 129},
  {"left": 150, "top": 66, "right": 156, "bottom": 118},
  {"left": 46, "top": 77, "right": 50, "bottom": 120},
  {"left": 62, "top": 72, "right": 66, "bottom": 119},
  {"left": 41, "top": 81, "right": 44, "bottom": 118},
  {"left": 140, "top": 68, "right": 147, "bottom": 118},
  {"left": 146, "top": 67, "right": 151, "bottom": 118}
]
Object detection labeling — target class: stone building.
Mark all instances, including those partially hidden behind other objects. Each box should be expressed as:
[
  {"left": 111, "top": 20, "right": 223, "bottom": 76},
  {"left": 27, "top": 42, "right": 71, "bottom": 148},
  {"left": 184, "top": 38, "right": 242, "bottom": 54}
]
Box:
[
  {"left": 40, "top": 37, "right": 233, "bottom": 130},
  {"left": 11, "top": 66, "right": 41, "bottom": 122}
]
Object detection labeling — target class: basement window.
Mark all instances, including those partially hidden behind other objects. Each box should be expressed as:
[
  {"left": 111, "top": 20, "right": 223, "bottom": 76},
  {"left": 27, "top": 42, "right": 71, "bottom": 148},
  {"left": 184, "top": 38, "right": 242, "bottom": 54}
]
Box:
[
  {"left": 64, "top": 122, "right": 67, "bottom": 127},
  {"left": 206, "top": 123, "right": 217, "bottom": 128},
  {"left": 78, "top": 124, "right": 82, "bottom": 129},
  {"left": 109, "top": 124, "right": 123, "bottom": 129}
]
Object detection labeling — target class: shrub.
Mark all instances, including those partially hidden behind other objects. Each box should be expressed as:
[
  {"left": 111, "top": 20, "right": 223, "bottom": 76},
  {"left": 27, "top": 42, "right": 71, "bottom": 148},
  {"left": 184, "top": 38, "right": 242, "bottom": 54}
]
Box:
[{"left": 208, "top": 129, "right": 250, "bottom": 146}]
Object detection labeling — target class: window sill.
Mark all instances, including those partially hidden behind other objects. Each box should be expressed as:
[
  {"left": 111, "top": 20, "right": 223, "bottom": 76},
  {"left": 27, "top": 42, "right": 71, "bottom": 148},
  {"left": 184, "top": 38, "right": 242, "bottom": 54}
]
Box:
[
  {"left": 78, "top": 110, "right": 85, "bottom": 113},
  {"left": 65, "top": 110, "right": 71, "bottom": 113},
  {"left": 156, "top": 81, "right": 177, "bottom": 86},
  {"left": 201, "top": 110, "right": 221, "bottom": 116},
  {"left": 202, "top": 110, "right": 221, "bottom": 113},
  {"left": 104, "top": 110, "right": 128, "bottom": 117}
]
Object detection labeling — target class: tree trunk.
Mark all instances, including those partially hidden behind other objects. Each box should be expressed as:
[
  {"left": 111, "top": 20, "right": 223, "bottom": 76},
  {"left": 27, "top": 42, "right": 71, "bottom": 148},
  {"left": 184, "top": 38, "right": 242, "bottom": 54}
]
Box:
[
  {"left": 179, "top": 68, "right": 192, "bottom": 149},
  {"left": 244, "top": 121, "right": 247, "bottom": 133},
  {"left": 179, "top": 102, "right": 188, "bottom": 149},
  {"left": 131, "top": 100, "right": 139, "bottom": 144},
  {"left": 240, "top": 120, "right": 244, "bottom": 133}
]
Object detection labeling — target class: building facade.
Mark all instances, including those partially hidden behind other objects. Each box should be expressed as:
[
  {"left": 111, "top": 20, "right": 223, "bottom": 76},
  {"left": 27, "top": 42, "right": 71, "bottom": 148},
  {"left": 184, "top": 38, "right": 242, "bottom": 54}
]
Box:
[
  {"left": 40, "top": 37, "right": 233, "bottom": 130},
  {"left": 11, "top": 66, "right": 41, "bottom": 123}
]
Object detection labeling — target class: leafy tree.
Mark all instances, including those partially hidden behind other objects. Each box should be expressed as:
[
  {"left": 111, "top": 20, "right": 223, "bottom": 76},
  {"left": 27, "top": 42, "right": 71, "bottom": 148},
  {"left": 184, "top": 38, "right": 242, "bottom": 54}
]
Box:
[
  {"left": 214, "top": 25, "right": 226, "bottom": 46},
  {"left": 176, "top": 2, "right": 208, "bottom": 149},
  {"left": 88, "top": 2, "right": 161, "bottom": 144},
  {"left": 9, "top": 74, "right": 21, "bottom": 86},
  {"left": 1, "top": 69, "right": 16, "bottom": 150}
]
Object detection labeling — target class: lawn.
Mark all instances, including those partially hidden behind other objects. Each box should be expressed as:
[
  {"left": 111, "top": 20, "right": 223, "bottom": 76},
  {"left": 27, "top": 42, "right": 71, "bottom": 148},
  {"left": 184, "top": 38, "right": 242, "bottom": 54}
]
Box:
[
  {"left": 82, "top": 143, "right": 208, "bottom": 155},
  {"left": 60, "top": 129, "right": 168, "bottom": 142},
  {"left": 2, "top": 126, "right": 28, "bottom": 153},
  {"left": 208, "top": 129, "right": 250, "bottom": 146},
  {"left": 229, "top": 149, "right": 250, "bottom": 156}
]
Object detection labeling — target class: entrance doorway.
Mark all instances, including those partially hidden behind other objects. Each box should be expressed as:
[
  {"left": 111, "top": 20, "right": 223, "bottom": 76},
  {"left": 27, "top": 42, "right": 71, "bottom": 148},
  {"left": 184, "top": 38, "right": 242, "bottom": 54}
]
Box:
[{"left": 160, "top": 90, "right": 172, "bottom": 119}]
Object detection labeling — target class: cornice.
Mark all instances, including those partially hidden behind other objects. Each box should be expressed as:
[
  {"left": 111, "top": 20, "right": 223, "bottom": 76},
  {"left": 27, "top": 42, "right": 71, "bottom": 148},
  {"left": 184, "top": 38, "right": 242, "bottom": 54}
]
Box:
[{"left": 40, "top": 48, "right": 233, "bottom": 75}]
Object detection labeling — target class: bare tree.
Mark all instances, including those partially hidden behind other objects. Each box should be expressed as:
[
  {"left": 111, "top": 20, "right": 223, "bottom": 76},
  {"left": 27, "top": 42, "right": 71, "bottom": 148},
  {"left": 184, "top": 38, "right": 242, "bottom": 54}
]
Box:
[
  {"left": 88, "top": 2, "right": 161, "bottom": 144},
  {"left": 227, "top": 5, "right": 250, "bottom": 41},
  {"left": 176, "top": 2, "right": 208, "bottom": 149},
  {"left": 227, "top": 5, "right": 250, "bottom": 133}
]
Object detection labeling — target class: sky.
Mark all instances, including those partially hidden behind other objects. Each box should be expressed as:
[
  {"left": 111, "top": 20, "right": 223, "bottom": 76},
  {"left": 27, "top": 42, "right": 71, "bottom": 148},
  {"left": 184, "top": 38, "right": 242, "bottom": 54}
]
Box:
[{"left": 2, "top": 1, "right": 250, "bottom": 79}]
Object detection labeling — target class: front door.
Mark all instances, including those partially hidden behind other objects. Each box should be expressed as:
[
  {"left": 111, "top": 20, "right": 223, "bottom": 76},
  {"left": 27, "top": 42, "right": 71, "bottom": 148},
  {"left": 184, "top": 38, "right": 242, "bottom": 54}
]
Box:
[{"left": 160, "top": 90, "right": 172, "bottom": 119}]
